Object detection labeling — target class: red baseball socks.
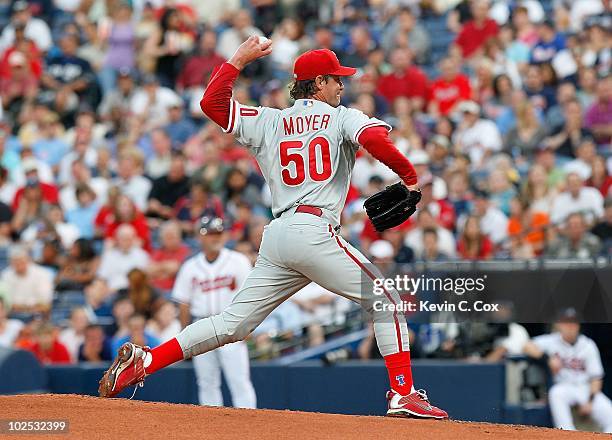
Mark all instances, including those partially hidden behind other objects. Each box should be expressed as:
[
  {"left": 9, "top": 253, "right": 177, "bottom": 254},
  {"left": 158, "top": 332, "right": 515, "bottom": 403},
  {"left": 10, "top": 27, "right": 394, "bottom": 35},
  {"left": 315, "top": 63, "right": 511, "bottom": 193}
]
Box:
[
  {"left": 384, "top": 351, "right": 415, "bottom": 396},
  {"left": 143, "top": 338, "right": 184, "bottom": 374}
]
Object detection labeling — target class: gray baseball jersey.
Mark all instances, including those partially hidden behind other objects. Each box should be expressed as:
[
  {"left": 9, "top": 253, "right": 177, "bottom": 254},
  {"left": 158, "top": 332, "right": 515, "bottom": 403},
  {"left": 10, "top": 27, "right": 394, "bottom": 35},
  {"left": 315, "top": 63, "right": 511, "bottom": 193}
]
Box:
[
  {"left": 176, "top": 96, "right": 411, "bottom": 377},
  {"left": 224, "top": 98, "right": 390, "bottom": 225}
]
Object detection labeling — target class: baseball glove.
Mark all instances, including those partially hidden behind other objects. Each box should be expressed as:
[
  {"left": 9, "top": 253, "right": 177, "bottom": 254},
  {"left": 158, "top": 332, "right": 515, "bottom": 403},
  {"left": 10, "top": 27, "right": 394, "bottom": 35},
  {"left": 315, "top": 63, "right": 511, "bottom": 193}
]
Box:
[{"left": 363, "top": 182, "right": 421, "bottom": 232}]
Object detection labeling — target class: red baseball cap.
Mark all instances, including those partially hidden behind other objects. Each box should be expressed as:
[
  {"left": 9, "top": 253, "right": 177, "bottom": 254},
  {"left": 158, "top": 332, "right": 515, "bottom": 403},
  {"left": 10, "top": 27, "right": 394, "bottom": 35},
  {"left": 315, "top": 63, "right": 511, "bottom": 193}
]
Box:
[{"left": 293, "top": 49, "right": 357, "bottom": 81}]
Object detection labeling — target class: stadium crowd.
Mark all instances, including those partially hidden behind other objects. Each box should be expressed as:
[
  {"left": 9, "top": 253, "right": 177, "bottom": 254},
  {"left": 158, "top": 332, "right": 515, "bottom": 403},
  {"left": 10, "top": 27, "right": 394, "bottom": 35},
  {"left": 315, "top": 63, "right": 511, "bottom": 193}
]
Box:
[{"left": 0, "top": 0, "right": 609, "bottom": 370}]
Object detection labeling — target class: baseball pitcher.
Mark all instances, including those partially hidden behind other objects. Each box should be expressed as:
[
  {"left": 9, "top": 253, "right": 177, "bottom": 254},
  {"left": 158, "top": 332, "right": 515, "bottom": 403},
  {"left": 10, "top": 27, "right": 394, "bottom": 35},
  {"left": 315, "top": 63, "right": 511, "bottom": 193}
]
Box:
[
  {"left": 172, "top": 216, "right": 256, "bottom": 408},
  {"left": 99, "top": 36, "right": 448, "bottom": 419}
]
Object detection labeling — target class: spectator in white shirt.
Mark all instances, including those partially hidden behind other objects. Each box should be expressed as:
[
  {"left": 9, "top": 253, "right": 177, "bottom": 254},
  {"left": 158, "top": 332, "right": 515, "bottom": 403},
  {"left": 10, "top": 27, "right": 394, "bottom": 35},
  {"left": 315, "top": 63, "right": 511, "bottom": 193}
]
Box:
[
  {"left": 13, "top": 151, "right": 54, "bottom": 187},
  {"left": 217, "top": 9, "right": 265, "bottom": 61},
  {"left": 145, "top": 129, "right": 172, "bottom": 179},
  {"left": 191, "top": 0, "right": 241, "bottom": 27},
  {"left": 146, "top": 300, "right": 181, "bottom": 343},
  {"left": 113, "top": 148, "right": 152, "bottom": 211},
  {"left": 130, "top": 75, "right": 182, "bottom": 131},
  {"left": 0, "top": 296, "right": 24, "bottom": 348},
  {"left": 57, "top": 138, "right": 99, "bottom": 190},
  {"left": 0, "top": 246, "right": 53, "bottom": 314},
  {"left": 490, "top": 0, "right": 544, "bottom": 25},
  {"left": 562, "top": 0, "right": 605, "bottom": 32},
  {"left": 291, "top": 282, "right": 352, "bottom": 346},
  {"left": 551, "top": 172, "right": 604, "bottom": 226},
  {"left": 562, "top": 139, "right": 597, "bottom": 181},
  {"left": 405, "top": 209, "right": 457, "bottom": 258},
  {"left": 0, "top": 1, "right": 52, "bottom": 53},
  {"left": 59, "top": 159, "right": 108, "bottom": 212},
  {"left": 453, "top": 101, "right": 503, "bottom": 169},
  {"left": 97, "top": 224, "right": 150, "bottom": 291},
  {"left": 351, "top": 149, "right": 397, "bottom": 192},
  {"left": 59, "top": 307, "right": 90, "bottom": 362},
  {"left": 469, "top": 189, "right": 509, "bottom": 246}
]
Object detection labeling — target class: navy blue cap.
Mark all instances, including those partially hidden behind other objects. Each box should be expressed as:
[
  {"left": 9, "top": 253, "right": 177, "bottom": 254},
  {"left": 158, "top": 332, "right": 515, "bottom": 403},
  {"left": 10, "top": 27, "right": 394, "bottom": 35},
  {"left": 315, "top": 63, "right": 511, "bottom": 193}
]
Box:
[{"left": 199, "top": 216, "right": 225, "bottom": 235}]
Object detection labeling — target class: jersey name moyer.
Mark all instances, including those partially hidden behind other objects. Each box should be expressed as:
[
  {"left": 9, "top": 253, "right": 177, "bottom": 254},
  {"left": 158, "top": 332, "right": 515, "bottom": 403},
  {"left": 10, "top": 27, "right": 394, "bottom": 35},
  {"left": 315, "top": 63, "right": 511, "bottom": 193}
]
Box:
[{"left": 283, "top": 114, "right": 332, "bottom": 136}]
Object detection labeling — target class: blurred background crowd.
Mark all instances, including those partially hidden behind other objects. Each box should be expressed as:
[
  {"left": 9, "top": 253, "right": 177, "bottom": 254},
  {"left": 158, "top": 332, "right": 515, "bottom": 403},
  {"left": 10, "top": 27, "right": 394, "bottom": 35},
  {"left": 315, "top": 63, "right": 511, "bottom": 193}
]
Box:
[{"left": 0, "top": 0, "right": 609, "bottom": 371}]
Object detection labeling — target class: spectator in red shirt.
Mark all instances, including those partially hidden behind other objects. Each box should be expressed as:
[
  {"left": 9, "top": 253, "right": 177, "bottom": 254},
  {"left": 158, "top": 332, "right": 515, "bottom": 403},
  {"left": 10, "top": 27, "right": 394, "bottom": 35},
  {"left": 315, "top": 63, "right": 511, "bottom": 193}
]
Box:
[
  {"left": 12, "top": 158, "right": 58, "bottom": 212},
  {"left": 103, "top": 194, "right": 152, "bottom": 252},
  {"left": 453, "top": 0, "right": 499, "bottom": 59},
  {"left": 457, "top": 215, "right": 494, "bottom": 260},
  {"left": 418, "top": 176, "right": 456, "bottom": 231},
  {"left": 587, "top": 156, "right": 612, "bottom": 198},
  {"left": 94, "top": 186, "right": 120, "bottom": 237},
  {"left": 427, "top": 57, "right": 472, "bottom": 116},
  {"left": 176, "top": 29, "right": 225, "bottom": 93},
  {"left": 0, "top": 51, "right": 39, "bottom": 119},
  {"left": 377, "top": 48, "right": 428, "bottom": 111},
  {"left": 148, "top": 221, "right": 190, "bottom": 292},
  {"left": 29, "top": 322, "right": 71, "bottom": 364},
  {"left": 0, "top": 23, "right": 43, "bottom": 80}
]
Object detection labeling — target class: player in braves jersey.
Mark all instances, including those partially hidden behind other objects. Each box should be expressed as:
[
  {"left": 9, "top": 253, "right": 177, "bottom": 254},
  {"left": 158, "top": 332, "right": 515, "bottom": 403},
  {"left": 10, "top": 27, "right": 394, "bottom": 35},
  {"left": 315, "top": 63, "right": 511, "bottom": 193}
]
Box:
[
  {"left": 172, "top": 216, "right": 256, "bottom": 408},
  {"left": 99, "top": 36, "right": 448, "bottom": 419},
  {"left": 523, "top": 309, "right": 612, "bottom": 432}
]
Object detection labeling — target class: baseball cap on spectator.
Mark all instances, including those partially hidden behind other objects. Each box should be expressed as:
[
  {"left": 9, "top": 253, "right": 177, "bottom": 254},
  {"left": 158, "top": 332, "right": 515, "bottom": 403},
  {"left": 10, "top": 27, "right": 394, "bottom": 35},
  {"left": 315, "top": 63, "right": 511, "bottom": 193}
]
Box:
[
  {"left": 556, "top": 307, "right": 581, "bottom": 323},
  {"left": 536, "top": 143, "right": 555, "bottom": 154},
  {"left": 473, "top": 188, "right": 490, "bottom": 199},
  {"left": 539, "top": 19, "right": 555, "bottom": 30},
  {"left": 419, "top": 174, "right": 434, "bottom": 187},
  {"left": 368, "top": 175, "right": 384, "bottom": 186},
  {"left": 369, "top": 240, "right": 394, "bottom": 260},
  {"left": 458, "top": 100, "right": 480, "bottom": 115},
  {"left": 293, "top": 49, "right": 357, "bottom": 81},
  {"left": 118, "top": 67, "right": 136, "bottom": 79},
  {"left": 22, "top": 158, "right": 38, "bottom": 174},
  {"left": 8, "top": 52, "right": 26, "bottom": 67},
  {"left": 264, "top": 79, "right": 283, "bottom": 93},
  {"left": 59, "top": 31, "right": 80, "bottom": 44},
  {"left": 142, "top": 73, "right": 159, "bottom": 85},
  {"left": 430, "top": 135, "right": 451, "bottom": 150},
  {"left": 12, "top": 0, "right": 28, "bottom": 12},
  {"left": 168, "top": 94, "right": 183, "bottom": 108},
  {"left": 563, "top": 160, "right": 592, "bottom": 181},
  {"left": 409, "top": 150, "right": 430, "bottom": 166},
  {"left": 585, "top": 16, "right": 611, "bottom": 31},
  {"left": 385, "top": 116, "right": 400, "bottom": 130}
]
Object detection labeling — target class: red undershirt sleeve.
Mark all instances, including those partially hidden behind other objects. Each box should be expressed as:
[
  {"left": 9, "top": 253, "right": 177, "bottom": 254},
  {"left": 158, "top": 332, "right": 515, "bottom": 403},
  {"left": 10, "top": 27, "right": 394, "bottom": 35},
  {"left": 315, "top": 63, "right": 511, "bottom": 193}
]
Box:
[
  {"left": 199, "top": 62, "right": 240, "bottom": 130},
  {"left": 357, "top": 126, "right": 418, "bottom": 186}
]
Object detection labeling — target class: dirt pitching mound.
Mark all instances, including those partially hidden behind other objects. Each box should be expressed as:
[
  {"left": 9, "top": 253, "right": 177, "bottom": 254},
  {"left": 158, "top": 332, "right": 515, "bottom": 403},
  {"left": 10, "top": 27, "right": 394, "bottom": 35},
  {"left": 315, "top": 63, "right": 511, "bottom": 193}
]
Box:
[{"left": 0, "top": 394, "right": 606, "bottom": 440}]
